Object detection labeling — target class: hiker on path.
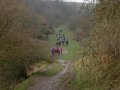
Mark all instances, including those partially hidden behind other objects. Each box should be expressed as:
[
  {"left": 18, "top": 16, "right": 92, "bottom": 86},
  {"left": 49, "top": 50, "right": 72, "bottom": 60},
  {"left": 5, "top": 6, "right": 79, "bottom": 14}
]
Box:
[
  {"left": 59, "top": 47, "right": 63, "bottom": 54},
  {"left": 56, "top": 41, "right": 61, "bottom": 47},
  {"left": 51, "top": 47, "right": 55, "bottom": 56},
  {"left": 65, "top": 40, "right": 69, "bottom": 46},
  {"left": 59, "top": 29, "right": 62, "bottom": 33}
]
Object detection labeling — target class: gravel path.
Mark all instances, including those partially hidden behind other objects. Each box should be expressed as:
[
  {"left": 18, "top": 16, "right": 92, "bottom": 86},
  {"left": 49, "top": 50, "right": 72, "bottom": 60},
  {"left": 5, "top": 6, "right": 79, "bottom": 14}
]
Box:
[{"left": 28, "top": 59, "right": 71, "bottom": 90}]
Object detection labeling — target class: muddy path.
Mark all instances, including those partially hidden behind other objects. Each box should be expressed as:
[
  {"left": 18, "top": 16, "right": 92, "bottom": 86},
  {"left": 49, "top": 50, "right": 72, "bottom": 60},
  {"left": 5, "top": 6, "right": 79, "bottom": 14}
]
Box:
[{"left": 28, "top": 59, "right": 72, "bottom": 90}]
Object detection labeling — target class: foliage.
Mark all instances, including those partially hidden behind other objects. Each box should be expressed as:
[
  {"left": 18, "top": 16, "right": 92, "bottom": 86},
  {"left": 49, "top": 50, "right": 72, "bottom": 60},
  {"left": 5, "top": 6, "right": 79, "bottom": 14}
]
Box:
[
  {"left": 66, "top": 0, "right": 120, "bottom": 90},
  {"left": 0, "top": 0, "right": 53, "bottom": 89},
  {"left": 78, "top": 1, "right": 120, "bottom": 89},
  {"left": 14, "top": 76, "right": 34, "bottom": 90},
  {"left": 89, "top": 1, "right": 120, "bottom": 89},
  {"left": 68, "top": 4, "right": 95, "bottom": 41},
  {"left": 26, "top": 0, "right": 79, "bottom": 26}
]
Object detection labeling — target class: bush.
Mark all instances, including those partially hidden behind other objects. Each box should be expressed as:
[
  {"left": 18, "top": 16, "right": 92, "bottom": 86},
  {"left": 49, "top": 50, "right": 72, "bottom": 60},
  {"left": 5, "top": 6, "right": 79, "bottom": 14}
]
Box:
[{"left": 0, "top": 0, "right": 53, "bottom": 89}]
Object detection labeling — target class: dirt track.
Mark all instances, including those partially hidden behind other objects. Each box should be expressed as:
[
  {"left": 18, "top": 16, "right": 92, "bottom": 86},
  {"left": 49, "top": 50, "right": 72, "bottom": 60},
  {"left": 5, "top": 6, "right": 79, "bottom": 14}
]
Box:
[{"left": 28, "top": 59, "right": 72, "bottom": 90}]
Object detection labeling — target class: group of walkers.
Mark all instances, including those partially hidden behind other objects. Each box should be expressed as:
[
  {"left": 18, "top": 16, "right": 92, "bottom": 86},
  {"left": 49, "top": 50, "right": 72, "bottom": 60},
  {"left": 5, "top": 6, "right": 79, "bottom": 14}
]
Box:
[
  {"left": 51, "top": 47, "right": 63, "bottom": 56},
  {"left": 56, "top": 29, "right": 69, "bottom": 47},
  {"left": 51, "top": 28, "right": 69, "bottom": 57}
]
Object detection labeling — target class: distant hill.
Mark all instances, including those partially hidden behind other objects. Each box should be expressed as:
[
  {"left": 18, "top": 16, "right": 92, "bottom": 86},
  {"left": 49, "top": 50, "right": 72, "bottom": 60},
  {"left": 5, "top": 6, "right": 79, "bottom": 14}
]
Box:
[{"left": 25, "top": 0, "right": 81, "bottom": 26}]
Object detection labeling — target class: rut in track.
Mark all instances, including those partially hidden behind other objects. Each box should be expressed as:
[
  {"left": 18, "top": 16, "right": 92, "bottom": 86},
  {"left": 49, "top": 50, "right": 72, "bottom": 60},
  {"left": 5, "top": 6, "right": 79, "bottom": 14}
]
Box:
[{"left": 28, "top": 50, "right": 73, "bottom": 90}]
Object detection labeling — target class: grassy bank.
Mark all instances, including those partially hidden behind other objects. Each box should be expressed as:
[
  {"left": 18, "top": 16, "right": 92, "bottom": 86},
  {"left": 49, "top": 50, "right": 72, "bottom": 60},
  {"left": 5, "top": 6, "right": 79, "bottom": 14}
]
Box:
[
  {"left": 14, "top": 62, "right": 63, "bottom": 90},
  {"left": 67, "top": 60, "right": 103, "bottom": 90}
]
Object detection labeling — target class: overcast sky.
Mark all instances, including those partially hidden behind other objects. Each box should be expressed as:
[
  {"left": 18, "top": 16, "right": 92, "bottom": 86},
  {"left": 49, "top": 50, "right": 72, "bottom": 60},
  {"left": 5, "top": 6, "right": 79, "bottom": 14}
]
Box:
[
  {"left": 64, "top": 0, "right": 84, "bottom": 2},
  {"left": 62, "top": 0, "right": 98, "bottom": 3}
]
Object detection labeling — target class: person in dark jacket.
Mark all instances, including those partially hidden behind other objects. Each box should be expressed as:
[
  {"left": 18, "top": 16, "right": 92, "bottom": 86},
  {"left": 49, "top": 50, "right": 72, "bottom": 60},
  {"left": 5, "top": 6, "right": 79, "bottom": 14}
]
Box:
[{"left": 65, "top": 40, "right": 69, "bottom": 46}]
